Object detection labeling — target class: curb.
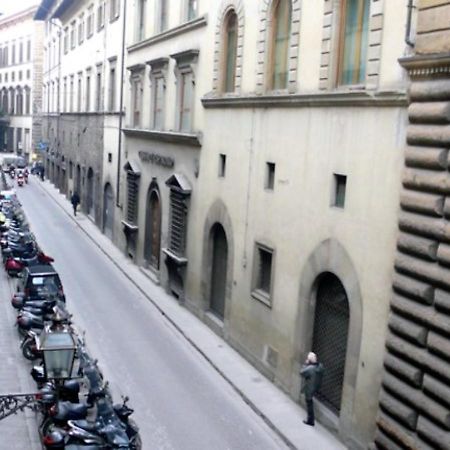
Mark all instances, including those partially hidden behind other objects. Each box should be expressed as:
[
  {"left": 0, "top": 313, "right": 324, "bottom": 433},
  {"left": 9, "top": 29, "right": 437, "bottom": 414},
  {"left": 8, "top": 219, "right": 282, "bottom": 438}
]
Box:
[{"left": 33, "top": 179, "right": 298, "bottom": 450}]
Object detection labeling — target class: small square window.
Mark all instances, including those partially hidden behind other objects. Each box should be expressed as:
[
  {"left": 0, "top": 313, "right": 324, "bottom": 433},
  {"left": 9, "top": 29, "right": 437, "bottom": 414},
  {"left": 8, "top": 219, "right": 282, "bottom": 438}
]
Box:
[
  {"left": 218, "top": 154, "right": 226, "bottom": 177},
  {"left": 333, "top": 174, "right": 347, "bottom": 208},
  {"left": 265, "top": 162, "right": 275, "bottom": 190},
  {"left": 252, "top": 243, "right": 274, "bottom": 307},
  {"left": 108, "top": 152, "right": 112, "bottom": 162}
]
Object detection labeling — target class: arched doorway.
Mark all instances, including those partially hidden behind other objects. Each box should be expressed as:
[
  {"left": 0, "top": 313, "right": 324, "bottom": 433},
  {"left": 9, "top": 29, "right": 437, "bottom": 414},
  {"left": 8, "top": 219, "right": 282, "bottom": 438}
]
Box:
[
  {"left": 312, "top": 272, "right": 349, "bottom": 414},
  {"left": 87, "top": 168, "right": 94, "bottom": 217},
  {"left": 103, "top": 183, "right": 114, "bottom": 239},
  {"left": 209, "top": 223, "right": 228, "bottom": 319},
  {"left": 144, "top": 186, "right": 161, "bottom": 270}
]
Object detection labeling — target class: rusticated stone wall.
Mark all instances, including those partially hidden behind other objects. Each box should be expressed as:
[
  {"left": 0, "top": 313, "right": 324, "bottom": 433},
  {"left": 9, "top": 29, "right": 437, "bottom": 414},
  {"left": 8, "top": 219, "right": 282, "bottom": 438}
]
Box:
[{"left": 373, "top": 65, "right": 450, "bottom": 449}]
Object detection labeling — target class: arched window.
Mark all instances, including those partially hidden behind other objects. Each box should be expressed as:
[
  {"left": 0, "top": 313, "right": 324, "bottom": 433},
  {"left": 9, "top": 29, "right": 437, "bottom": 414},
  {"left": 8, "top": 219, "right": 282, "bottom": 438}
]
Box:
[
  {"left": 222, "top": 10, "right": 238, "bottom": 93},
  {"left": 269, "top": 0, "right": 291, "bottom": 90}
]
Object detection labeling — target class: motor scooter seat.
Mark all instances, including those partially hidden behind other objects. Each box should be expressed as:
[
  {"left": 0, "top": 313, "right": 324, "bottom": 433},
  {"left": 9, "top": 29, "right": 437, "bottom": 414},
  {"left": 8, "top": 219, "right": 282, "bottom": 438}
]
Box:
[{"left": 71, "top": 419, "right": 97, "bottom": 432}]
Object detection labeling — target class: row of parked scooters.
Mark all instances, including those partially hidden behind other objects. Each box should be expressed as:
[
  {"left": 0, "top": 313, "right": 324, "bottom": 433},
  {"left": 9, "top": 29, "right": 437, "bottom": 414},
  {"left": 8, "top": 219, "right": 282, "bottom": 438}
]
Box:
[{"left": 0, "top": 172, "right": 142, "bottom": 449}]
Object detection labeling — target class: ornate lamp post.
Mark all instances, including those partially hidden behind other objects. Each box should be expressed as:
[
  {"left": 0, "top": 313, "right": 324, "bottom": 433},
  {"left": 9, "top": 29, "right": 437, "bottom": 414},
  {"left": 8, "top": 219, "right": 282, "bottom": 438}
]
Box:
[
  {"left": 0, "top": 313, "right": 76, "bottom": 421},
  {"left": 40, "top": 323, "right": 76, "bottom": 382}
]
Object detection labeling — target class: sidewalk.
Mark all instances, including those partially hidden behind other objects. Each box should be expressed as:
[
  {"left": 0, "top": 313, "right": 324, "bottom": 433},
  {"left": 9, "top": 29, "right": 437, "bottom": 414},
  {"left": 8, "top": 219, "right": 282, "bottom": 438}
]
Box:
[
  {"left": 0, "top": 256, "right": 42, "bottom": 449},
  {"left": 35, "top": 178, "right": 346, "bottom": 450}
]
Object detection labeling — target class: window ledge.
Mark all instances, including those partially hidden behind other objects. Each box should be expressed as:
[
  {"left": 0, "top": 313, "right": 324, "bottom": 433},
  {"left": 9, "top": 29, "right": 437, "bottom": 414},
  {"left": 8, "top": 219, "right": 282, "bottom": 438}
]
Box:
[
  {"left": 128, "top": 15, "right": 208, "bottom": 53},
  {"left": 122, "top": 127, "right": 202, "bottom": 147},
  {"left": 121, "top": 220, "right": 138, "bottom": 232},
  {"left": 251, "top": 289, "right": 272, "bottom": 308},
  {"left": 202, "top": 90, "right": 407, "bottom": 108},
  {"left": 163, "top": 248, "right": 188, "bottom": 265}
]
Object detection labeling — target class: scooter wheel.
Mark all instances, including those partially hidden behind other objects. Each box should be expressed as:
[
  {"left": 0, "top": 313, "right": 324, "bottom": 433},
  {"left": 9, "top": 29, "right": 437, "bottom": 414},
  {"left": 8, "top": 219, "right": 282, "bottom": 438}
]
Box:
[{"left": 22, "top": 340, "right": 39, "bottom": 361}]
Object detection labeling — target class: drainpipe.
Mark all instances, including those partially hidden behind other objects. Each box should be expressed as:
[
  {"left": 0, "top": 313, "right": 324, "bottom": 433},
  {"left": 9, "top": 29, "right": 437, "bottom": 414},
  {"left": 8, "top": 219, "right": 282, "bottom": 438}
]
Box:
[
  {"left": 116, "top": 0, "right": 127, "bottom": 208},
  {"left": 405, "top": 0, "right": 415, "bottom": 47}
]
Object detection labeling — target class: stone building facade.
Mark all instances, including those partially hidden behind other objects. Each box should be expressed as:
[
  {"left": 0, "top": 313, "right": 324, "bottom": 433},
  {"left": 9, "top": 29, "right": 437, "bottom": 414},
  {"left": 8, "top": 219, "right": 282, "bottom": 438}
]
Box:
[
  {"left": 35, "top": 1, "right": 425, "bottom": 448},
  {"left": 35, "top": 0, "right": 125, "bottom": 233},
  {"left": 0, "top": 6, "right": 44, "bottom": 159},
  {"left": 120, "top": 1, "right": 207, "bottom": 294},
  {"left": 372, "top": 1, "right": 450, "bottom": 448}
]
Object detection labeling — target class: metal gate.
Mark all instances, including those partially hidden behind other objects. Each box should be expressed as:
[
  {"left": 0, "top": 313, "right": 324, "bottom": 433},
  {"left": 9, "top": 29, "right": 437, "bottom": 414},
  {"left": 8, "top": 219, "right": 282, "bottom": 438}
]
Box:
[{"left": 312, "top": 272, "right": 349, "bottom": 414}]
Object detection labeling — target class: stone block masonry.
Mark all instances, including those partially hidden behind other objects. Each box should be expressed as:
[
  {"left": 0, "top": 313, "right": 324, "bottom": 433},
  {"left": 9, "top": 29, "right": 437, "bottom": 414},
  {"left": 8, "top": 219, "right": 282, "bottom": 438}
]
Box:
[{"left": 372, "top": 65, "right": 450, "bottom": 449}]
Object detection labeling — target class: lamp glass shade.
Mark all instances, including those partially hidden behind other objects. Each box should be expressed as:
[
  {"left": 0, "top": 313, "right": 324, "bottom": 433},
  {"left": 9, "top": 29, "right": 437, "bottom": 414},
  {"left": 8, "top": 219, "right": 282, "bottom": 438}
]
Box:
[{"left": 41, "top": 331, "right": 76, "bottom": 380}]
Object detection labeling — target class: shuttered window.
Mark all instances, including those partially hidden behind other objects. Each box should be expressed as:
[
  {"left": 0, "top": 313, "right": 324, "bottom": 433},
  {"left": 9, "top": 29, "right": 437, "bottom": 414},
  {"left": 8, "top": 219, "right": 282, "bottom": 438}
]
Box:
[
  {"left": 169, "top": 190, "right": 187, "bottom": 256},
  {"left": 127, "top": 172, "right": 139, "bottom": 225}
]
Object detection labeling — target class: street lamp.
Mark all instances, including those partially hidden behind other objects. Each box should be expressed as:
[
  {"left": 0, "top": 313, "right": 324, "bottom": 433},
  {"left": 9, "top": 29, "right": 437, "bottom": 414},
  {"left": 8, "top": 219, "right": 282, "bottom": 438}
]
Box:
[
  {"left": 0, "top": 313, "right": 77, "bottom": 421},
  {"left": 40, "top": 312, "right": 76, "bottom": 381}
]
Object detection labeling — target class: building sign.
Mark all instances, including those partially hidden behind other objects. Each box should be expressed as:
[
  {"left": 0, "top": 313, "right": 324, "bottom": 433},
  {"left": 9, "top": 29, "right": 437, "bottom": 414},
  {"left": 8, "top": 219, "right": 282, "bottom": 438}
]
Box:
[{"left": 138, "top": 150, "right": 174, "bottom": 168}]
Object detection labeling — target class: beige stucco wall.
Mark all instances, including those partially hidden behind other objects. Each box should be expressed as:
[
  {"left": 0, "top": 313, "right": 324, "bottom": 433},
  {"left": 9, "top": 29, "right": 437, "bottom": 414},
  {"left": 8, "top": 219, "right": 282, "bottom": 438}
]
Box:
[{"left": 190, "top": 103, "right": 406, "bottom": 447}]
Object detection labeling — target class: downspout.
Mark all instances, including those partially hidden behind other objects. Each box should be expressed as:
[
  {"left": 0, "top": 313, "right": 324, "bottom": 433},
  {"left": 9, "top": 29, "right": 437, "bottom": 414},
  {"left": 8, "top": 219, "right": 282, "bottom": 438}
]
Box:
[
  {"left": 405, "top": 0, "right": 415, "bottom": 47},
  {"left": 116, "top": 0, "right": 127, "bottom": 208}
]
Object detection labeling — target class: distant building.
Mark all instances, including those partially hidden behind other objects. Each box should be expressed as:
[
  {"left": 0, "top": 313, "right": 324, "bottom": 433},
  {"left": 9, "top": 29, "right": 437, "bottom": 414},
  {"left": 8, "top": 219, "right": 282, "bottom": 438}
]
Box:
[
  {"left": 35, "top": 0, "right": 125, "bottom": 233},
  {"left": 0, "top": 6, "right": 44, "bottom": 160}
]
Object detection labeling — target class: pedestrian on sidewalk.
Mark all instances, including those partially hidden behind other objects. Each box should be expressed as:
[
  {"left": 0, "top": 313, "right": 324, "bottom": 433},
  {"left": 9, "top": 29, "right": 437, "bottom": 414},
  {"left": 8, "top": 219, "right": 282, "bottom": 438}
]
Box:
[
  {"left": 40, "top": 166, "right": 45, "bottom": 181},
  {"left": 300, "top": 351, "right": 324, "bottom": 427},
  {"left": 71, "top": 191, "right": 80, "bottom": 216}
]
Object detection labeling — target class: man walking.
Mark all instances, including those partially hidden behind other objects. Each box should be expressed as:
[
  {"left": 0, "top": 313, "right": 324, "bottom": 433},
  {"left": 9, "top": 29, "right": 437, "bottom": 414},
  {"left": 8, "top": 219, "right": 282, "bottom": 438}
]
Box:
[
  {"left": 71, "top": 191, "right": 80, "bottom": 216},
  {"left": 300, "top": 352, "right": 324, "bottom": 426}
]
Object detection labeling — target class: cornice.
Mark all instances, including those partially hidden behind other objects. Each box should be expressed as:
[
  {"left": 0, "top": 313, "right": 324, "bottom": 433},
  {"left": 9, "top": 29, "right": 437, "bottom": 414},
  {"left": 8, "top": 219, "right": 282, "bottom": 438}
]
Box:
[
  {"left": 127, "top": 15, "right": 207, "bottom": 54},
  {"left": 122, "top": 128, "right": 202, "bottom": 147},
  {"left": 399, "top": 53, "right": 450, "bottom": 80},
  {"left": 201, "top": 90, "right": 407, "bottom": 109}
]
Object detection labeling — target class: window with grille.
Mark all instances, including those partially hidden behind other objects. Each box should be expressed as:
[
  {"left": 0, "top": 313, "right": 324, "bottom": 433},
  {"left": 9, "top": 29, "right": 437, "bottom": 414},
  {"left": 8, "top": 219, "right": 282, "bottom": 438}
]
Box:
[
  {"left": 252, "top": 243, "right": 274, "bottom": 306},
  {"left": 126, "top": 172, "right": 140, "bottom": 225},
  {"left": 338, "top": 0, "right": 370, "bottom": 86},
  {"left": 168, "top": 190, "right": 188, "bottom": 256}
]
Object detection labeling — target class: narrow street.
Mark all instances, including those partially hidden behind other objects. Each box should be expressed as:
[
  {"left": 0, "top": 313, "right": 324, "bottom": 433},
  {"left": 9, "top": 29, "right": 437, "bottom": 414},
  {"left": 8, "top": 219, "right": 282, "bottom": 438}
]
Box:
[{"left": 16, "top": 178, "right": 287, "bottom": 450}]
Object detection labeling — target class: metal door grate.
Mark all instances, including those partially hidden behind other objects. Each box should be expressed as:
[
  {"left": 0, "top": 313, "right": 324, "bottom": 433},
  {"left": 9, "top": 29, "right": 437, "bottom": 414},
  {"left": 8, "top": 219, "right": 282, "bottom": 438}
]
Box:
[{"left": 312, "top": 272, "right": 349, "bottom": 414}]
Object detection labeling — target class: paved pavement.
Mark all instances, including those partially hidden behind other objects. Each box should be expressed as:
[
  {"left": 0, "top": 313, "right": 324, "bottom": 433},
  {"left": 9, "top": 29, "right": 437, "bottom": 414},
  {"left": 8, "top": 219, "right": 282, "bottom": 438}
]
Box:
[
  {"left": 0, "top": 253, "right": 42, "bottom": 449},
  {"left": 26, "top": 177, "right": 346, "bottom": 450}
]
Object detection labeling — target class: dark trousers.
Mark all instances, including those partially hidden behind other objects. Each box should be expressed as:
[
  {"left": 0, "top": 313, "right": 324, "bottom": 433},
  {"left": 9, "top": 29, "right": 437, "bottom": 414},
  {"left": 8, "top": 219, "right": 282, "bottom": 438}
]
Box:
[
  {"left": 72, "top": 204, "right": 78, "bottom": 216},
  {"left": 306, "top": 398, "right": 315, "bottom": 425}
]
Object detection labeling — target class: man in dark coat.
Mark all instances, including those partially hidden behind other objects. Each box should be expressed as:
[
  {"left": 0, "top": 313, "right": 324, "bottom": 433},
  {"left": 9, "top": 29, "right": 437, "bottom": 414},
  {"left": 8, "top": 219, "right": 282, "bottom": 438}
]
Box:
[
  {"left": 71, "top": 192, "right": 80, "bottom": 216},
  {"left": 300, "top": 352, "right": 324, "bottom": 426}
]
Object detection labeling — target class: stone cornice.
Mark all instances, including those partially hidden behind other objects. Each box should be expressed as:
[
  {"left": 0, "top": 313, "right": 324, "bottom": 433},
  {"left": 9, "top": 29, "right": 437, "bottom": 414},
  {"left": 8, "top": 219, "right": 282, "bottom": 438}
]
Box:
[
  {"left": 122, "top": 127, "right": 202, "bottom": 147},
  {"left": 202, "top": 90, "right": 407, "bottom": 109},
  {"left": 399, "top": 53, "right": 450, "bottom": 79},
  {"left": 127, "top": 15, "right": 208, "bottom": 54}
]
